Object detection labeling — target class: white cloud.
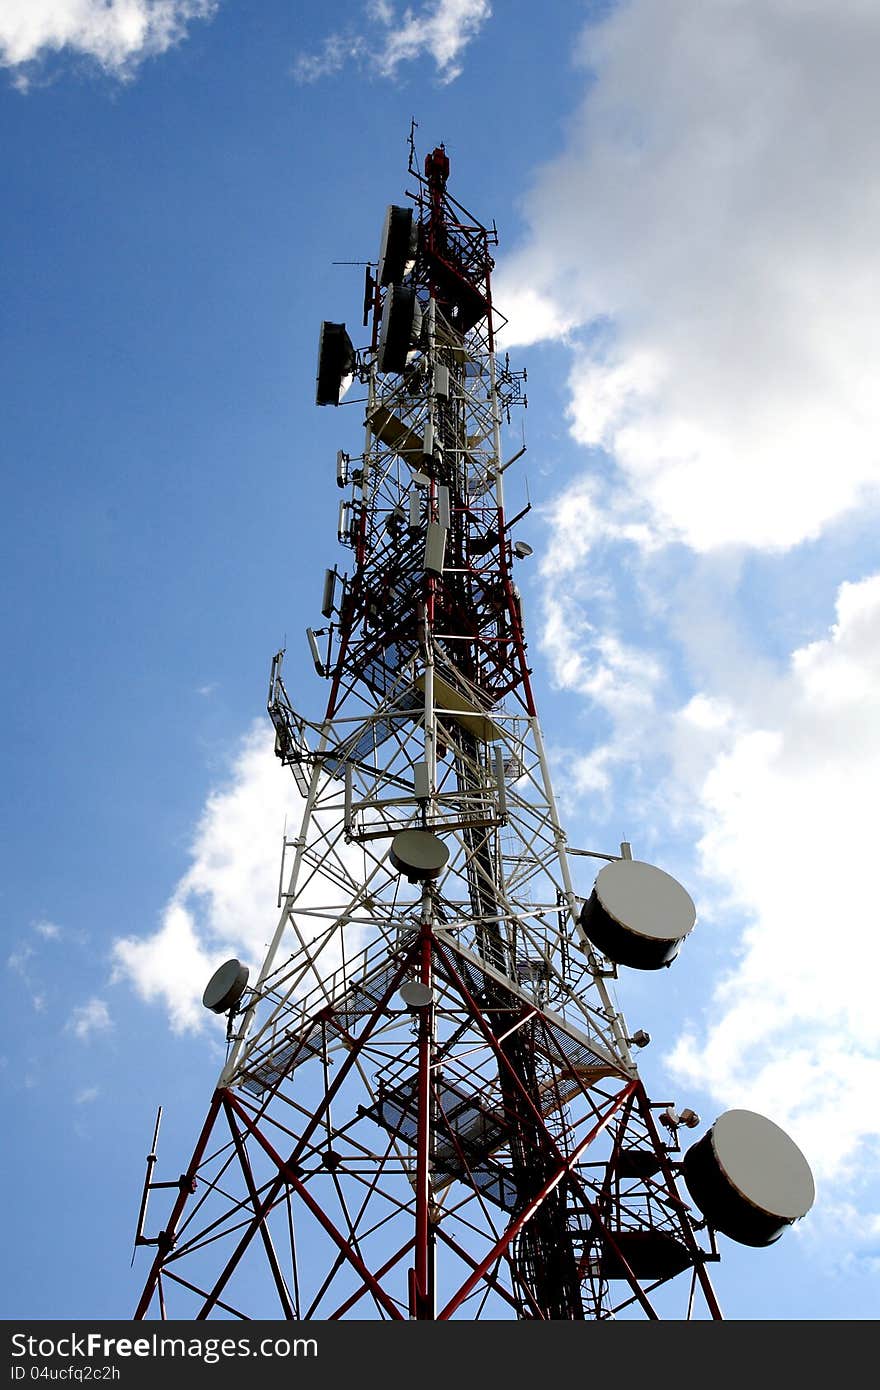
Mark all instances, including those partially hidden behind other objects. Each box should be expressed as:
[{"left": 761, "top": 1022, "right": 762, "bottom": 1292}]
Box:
[
  {"left": 797, "top": 1200, "right": 880, "bottom": 1281},
  {"left": 113, "top": 721, "right": 301, "bottom": 1033},
  {"left": 75, "top": 1085, "right": 100, "bottom": 1104},
  {"left": 8, "top": 921, "right": 65, "bottom": 1011},
  {"left": 374, "top": 0, "right": 491, "bottom": 82},
  {"left": 0, "top": 0, "right": 216, "bottom": 79},
  {"left": 495, "top": 286, "right": 577, "bottom": 350},
  {"left": 537, "top": 476, "right": 662, "bottom": 701},
  {"left": 113, "top": 900, "right": 222, "bottom": 1035},
  {"left": 294, "top": 0, "right": 491, "bottom": 84},
  {"left": 533, "top": 467, "right": 880, "bottom": 1189},
  {"left": 534, "top": 475, "right": 669, "bottom": 822},
  {"left": 7, "top": 943, "right": 35, "bottom": 979},
  {"left": 497, "top": 0, "right": 880, "bottom": 552},
  {"left": 538, "top": 477, "right": 660, "bottom": 583},
  {"left": 34, "top": 919, "right": 62, "bottom": 940},
  {"left": 666, "top": 572, "right": 880, "bottom": 1181},
  {"left": 542, "top": 599, "right": 661, "bottom": 714},
  {"left": 293, "top": 30, "right": 365, "bottom": 84},
  {"left": 67, "top": 997, "right": 113, "bottom": 1039}
]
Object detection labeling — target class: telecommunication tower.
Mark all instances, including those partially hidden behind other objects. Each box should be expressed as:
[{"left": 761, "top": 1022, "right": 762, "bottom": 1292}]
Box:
[{"left": 132, "top": 138, "right": 814, "bottom": 1320}]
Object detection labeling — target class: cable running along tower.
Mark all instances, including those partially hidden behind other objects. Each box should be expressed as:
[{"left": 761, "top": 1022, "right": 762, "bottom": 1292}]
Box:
[{"left": 132, "top": 140, "right": 814, "bottom": 1321}]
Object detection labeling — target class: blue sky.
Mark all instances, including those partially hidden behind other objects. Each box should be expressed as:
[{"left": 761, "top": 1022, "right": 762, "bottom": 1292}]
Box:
[{"left": 2, "top": 0, "right": 879, "bottom": 1321}]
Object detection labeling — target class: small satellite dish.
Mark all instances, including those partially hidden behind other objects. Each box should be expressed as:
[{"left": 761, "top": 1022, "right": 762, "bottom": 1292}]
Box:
[
  {"left": 399, "top": 980, "right": 434, "bottom": 1010},
  {"left": 513, "top": 541, "right": 533, "bottom": 559},
  {"left": 316, "top": 321, "right": 355, "bottom": 406},
  {"left": 202, "top": 959, "right": 249, "bottom": 1015},
  {"left": 683, "top": 1109, "right": 815, "bottom": 1247},
  {"left": 377, "top": 284, "right": 422, "bottom": 374},
  {"left": 377, "top": 205, "right": 417, "bottom": 287},
  {"left": 389, "top": 829, "right": 449, "bottom": 882},
  {"left": 579, "top": 859, "right": 696, "bottom": 970}
]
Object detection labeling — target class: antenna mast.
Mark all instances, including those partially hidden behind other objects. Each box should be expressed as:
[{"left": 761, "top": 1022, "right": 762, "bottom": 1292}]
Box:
[{"left": 132, "top": 140, "right": 813, "bottom": 1321}]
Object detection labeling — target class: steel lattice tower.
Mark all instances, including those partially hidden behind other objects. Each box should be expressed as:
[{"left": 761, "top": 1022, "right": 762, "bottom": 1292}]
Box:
[{"left": 132, "top": 139, "right": 813, "bottom": 1322}]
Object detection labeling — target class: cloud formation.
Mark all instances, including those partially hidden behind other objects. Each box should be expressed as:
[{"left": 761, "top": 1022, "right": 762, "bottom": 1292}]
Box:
[
  {"left": 0, "top": 0, "right": 216, "bottom": 80},
  {"left": 499, "top": 4, "right": 880, "bottom": 1193},
  {"left": 113, "top": 722, "right": 301, "bottom": 1032},
  {"left": 497, "top": 0, "right": 880, "bottom": 552},
  {"left": 34, "top": 919, "right": 62, "bottom": 940},
  {"left": 536, "top": 462, "right": 880, "bottom": 1184},
  {"left": 67, "top": 997, "right": 112, "bottom": 1039},
  {"left": 667, "top": 571, "right": 880, "bottom": 1180},
  {"left": 7, "top": 920, "right": 65, "bottom": 1011},
  {"left": 294, "top": 0, "right": 491, "bottom": 84}
]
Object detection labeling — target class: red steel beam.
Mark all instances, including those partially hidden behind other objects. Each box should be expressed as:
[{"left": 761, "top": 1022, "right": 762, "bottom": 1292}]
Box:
[
  {"left": 222, "top": 1097, "right": 296, "bottom": 1319},
  {"left": 438, "top": 1082, "right": 637, "bottom": 1320},
  {"left": 134, "top": 1091, "right": 224, "bottom": 1320},
  {"left": 192, "top": 946, "right": 418, "bottom": 1319},
  {"left": 412, "top": 911, "right": 434, "bottom": 1318},
  {"left": 225, "top": 1089, "right": 404, "bottom": 1321}
]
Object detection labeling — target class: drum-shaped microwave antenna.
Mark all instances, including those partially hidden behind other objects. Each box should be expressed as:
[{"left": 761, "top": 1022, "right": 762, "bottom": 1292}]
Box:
[
  {"left": 377, "top": 205, "right": 417, "bottom": 286},
  {"left": 579, "top": 858, "right": 696, "bottom": 970},
  {"left": 377, "top": 284, "right": 422, "bottom": 374},
  {"left": 389, "top": 828, "right": 448, "bottom": 882},
  {"left": 202, "top": 959, "right": 249, "bottom": 1015},
  {"left": 682, "top": 1109, "right": 815, "bottom": 1247},
  {"left": 399, "top": 980, "right": 434, "bottom": 1010},
  {"left": 316, "top": 321, "right": 355, "bottom": 406}
]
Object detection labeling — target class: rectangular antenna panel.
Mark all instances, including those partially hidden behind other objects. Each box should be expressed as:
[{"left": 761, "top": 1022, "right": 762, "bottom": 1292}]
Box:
[{"left": 423, "top": 523, "right": 447, "bottom": 576}]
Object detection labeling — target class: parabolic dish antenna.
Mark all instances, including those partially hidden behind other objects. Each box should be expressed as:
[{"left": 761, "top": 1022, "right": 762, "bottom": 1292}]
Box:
[
  {"left": 683, "top": 1109, "right": 815, "bottom": 1247},
  {"left": 579, "top": 858, "right": 696, "bottom": 970},
  {"left": 389, "top": 828, "right": 449, "bottom": 882},
  {"left": 399, "top": 980, "right": 434, "bottom": 1009},
  {"left": 202, "top": 959, "right": 249, "bottom": 1015}
]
